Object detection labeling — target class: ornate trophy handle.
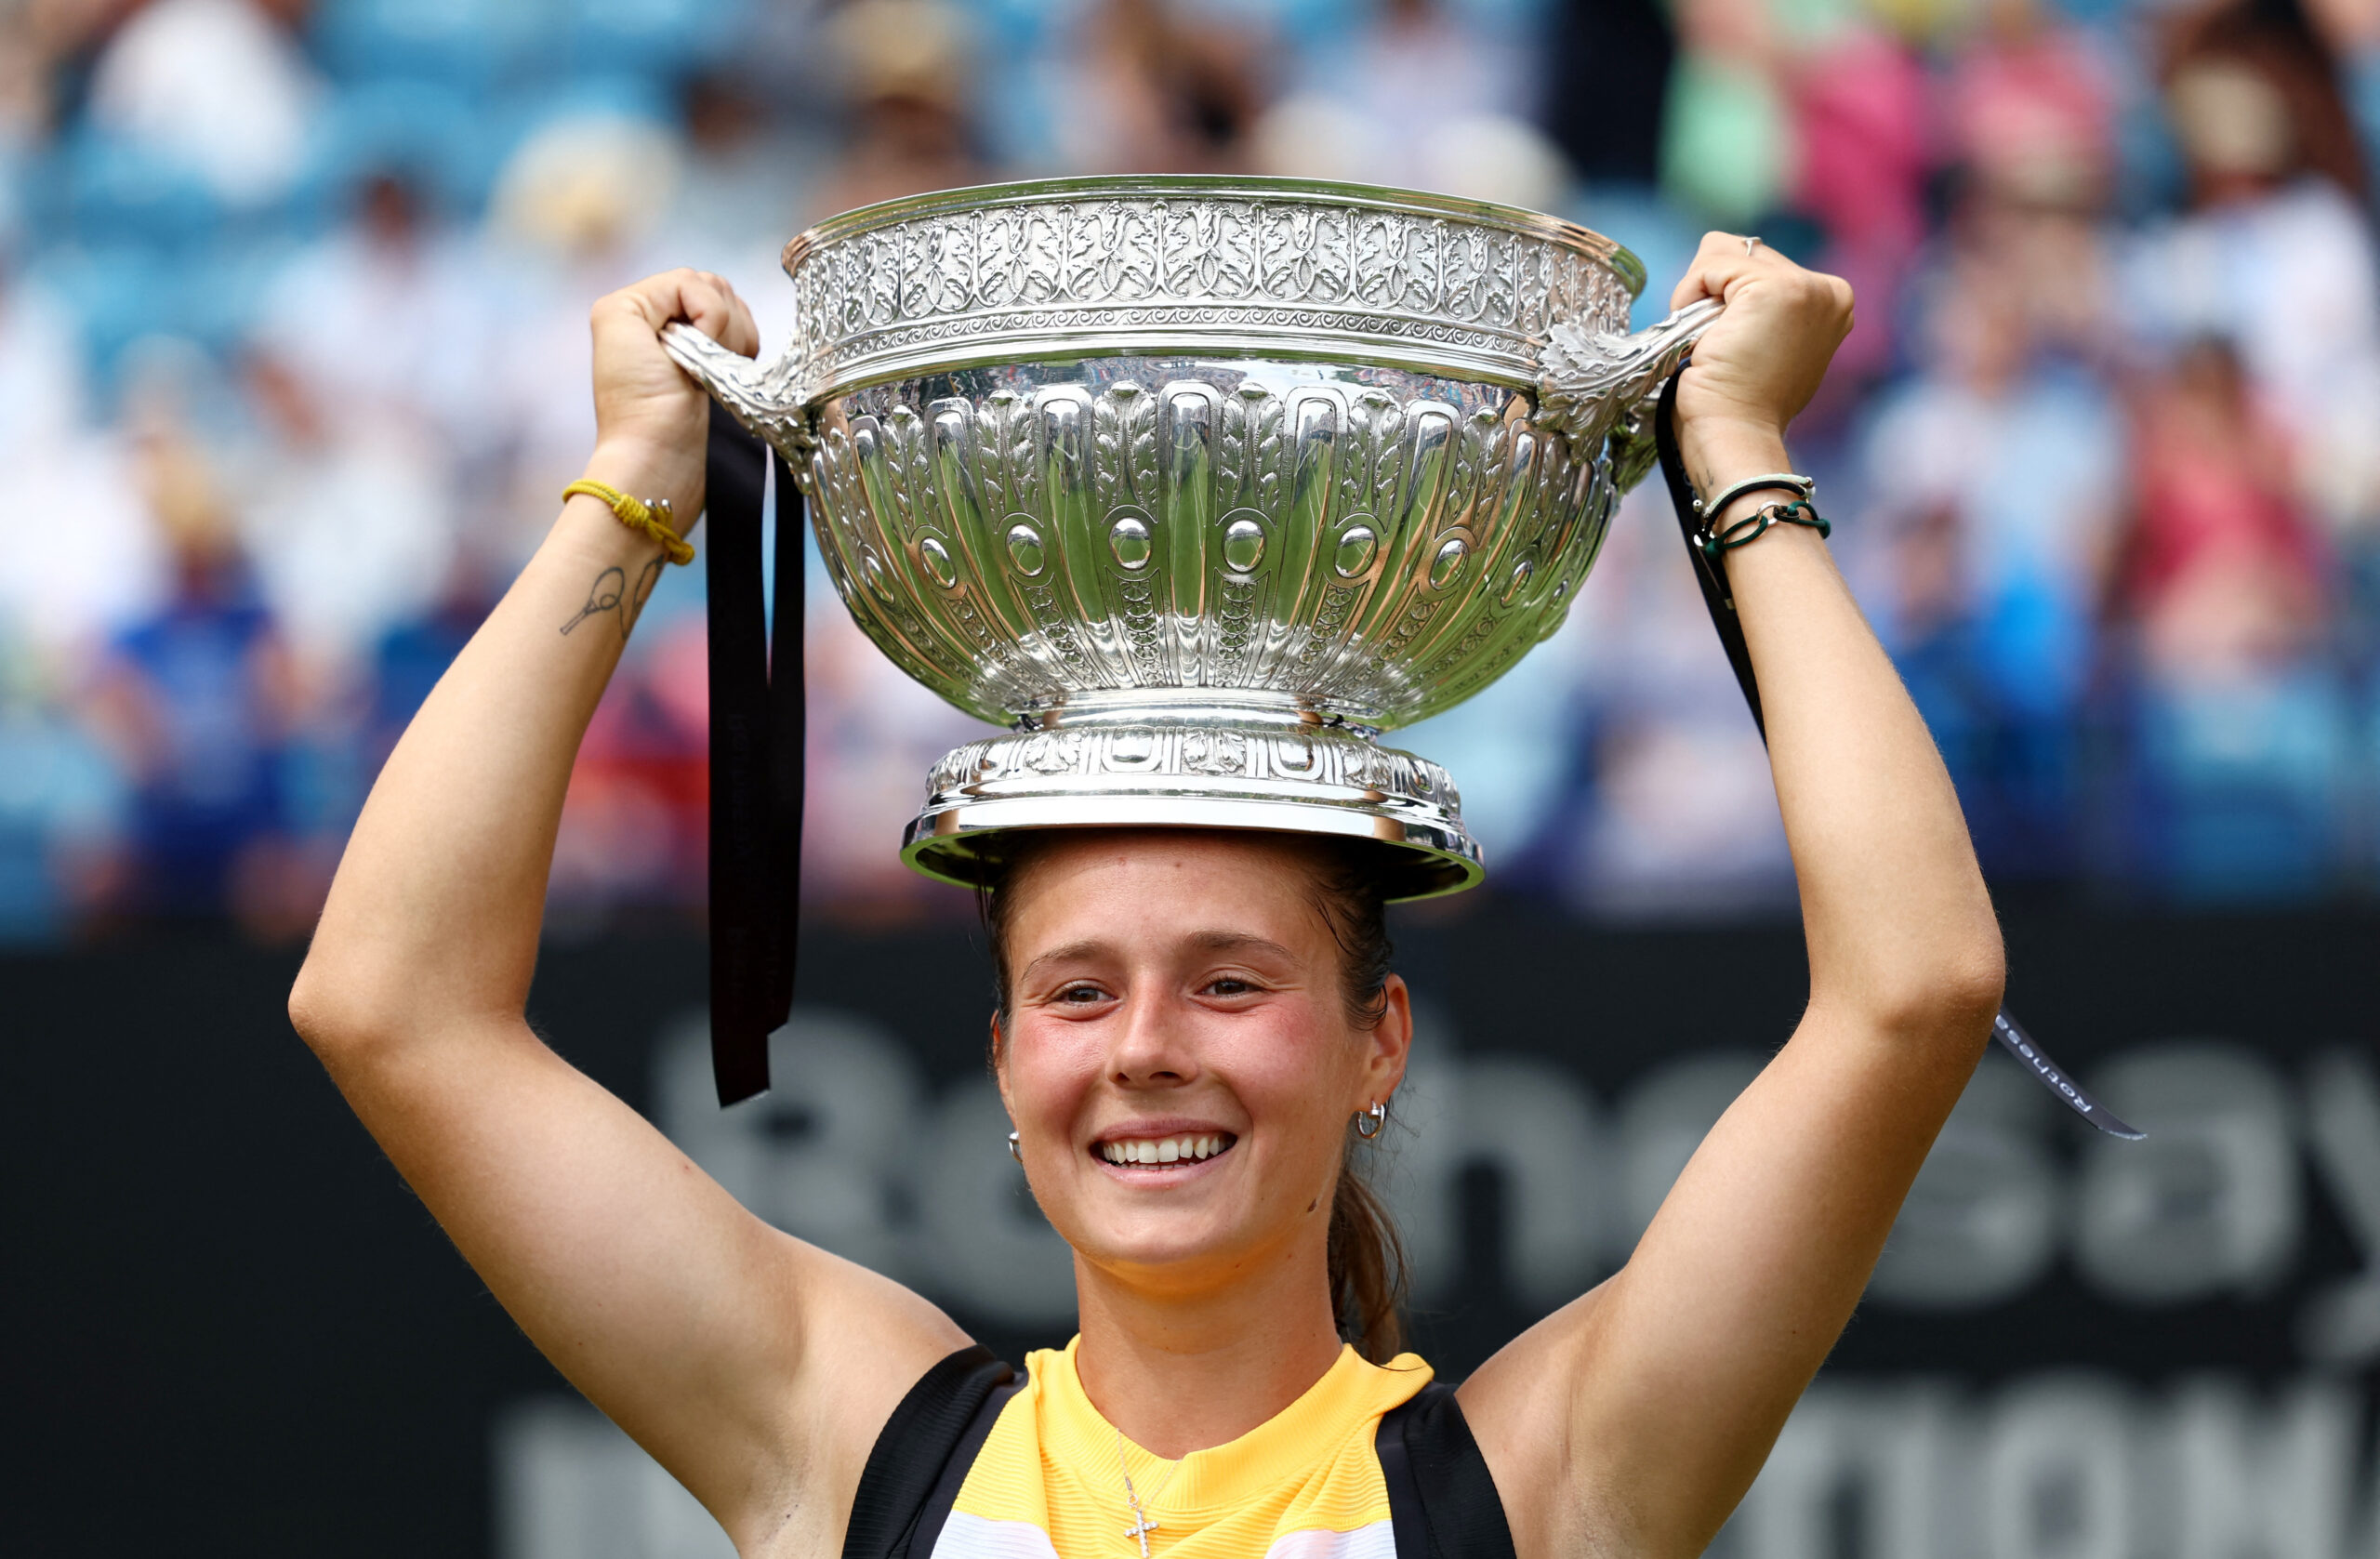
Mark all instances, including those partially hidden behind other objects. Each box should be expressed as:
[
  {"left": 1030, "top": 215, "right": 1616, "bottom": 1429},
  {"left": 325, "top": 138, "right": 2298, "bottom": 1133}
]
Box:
[
  {"left": 1537, "top": 297, "right": 1724, "bottom": 492},
  {"left": 660, "top": 320, "right": 814, "bottom": 458}
]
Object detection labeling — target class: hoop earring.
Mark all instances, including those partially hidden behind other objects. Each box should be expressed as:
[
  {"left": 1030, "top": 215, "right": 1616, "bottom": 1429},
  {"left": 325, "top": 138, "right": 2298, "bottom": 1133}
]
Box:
[
  {"left": 1007, "top": 1130, "right": 1023, "bottom": 1163},
  {"left": 1354, "top": 1102, "right": 1386, "bottom": 1140}
]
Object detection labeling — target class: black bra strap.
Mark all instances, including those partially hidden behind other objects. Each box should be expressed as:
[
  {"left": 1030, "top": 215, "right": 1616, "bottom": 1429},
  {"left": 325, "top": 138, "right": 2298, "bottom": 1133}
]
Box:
[
  {"left": 1375, "top": 1381, "right": 1518, "bottom": 1559},
  {"left": 843, "top": 1345, "right": 1019, "bottom": 1559}
]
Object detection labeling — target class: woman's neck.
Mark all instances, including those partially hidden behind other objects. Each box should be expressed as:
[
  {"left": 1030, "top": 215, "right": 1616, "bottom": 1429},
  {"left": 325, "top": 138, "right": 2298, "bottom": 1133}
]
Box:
[{"left": 1068, "top": 1234, "right": 1348, "bottom": 1459}]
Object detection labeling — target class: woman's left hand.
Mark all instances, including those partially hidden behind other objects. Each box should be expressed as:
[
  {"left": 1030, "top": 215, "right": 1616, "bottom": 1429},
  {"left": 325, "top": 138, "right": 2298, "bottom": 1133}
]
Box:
[{"left": 1667, "top": 234, "right": 1855, "bottom": 488}]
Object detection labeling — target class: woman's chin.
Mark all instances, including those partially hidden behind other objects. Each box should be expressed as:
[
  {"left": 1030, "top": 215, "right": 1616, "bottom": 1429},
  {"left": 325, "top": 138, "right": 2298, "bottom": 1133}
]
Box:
[{"left": 1067, "top": 1201, "right": 1260, "bottom": 1279}]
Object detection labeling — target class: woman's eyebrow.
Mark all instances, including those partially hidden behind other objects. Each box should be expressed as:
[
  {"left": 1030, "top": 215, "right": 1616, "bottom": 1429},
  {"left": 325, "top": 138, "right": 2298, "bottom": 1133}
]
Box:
[
  {"left": 1020, "top": 939, "right": 1109, "bottom": 984},
  {"left": 1186, "top": 931, "right": 1298, "bottom": 962},
  {"left": 1022, "top": 931, "right": 1295, "bottom": 981}
]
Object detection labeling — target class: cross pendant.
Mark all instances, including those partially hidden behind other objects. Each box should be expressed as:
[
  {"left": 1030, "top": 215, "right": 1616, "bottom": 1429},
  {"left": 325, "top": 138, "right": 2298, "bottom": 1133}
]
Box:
[{"left": 1123, "top": 1513, "right": 1159, "bottom": 1558}]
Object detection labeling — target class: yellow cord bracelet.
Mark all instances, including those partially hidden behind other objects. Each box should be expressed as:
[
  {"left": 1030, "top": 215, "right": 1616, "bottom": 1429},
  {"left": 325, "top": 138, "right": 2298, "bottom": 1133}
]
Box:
[{"left": 562, "top": 479, "right": 695, "bottom": 566}]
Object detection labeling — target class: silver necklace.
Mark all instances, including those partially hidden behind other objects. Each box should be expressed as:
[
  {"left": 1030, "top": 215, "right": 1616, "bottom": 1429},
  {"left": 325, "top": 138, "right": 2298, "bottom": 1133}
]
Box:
[{"left": 1113, "top": 1423, "right": 1184, "bottom": 1558}]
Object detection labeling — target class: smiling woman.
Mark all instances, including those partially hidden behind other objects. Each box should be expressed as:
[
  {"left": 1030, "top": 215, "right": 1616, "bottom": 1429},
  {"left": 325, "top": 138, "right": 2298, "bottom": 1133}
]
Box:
[
  {"left": 983, "top": 829, "right": 1412, "bottom": 1374},
  {"left": 288, "top": 236, "right": 2005, "bottom": 1559}
]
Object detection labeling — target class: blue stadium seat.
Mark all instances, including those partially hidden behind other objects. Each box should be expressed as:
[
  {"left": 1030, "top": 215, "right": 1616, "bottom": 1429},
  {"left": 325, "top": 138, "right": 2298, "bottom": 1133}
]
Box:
[
  {"left": 24, "top": 242, "right": 182, "bottom": 393},
  {"left": 311, "top": 0, "right": 552, "bottom": 89},
  {"left": 179, "top": 235, "right": 301, "bottom": 357},
  {"left": 57, "top": 127, "right": 224, "bottom": 248},
  {"left": 300, "top": 78, "right": 496, "bottom": 216},
  {"left": 565, "top": 0, "right": 747, "bottom": 78}
]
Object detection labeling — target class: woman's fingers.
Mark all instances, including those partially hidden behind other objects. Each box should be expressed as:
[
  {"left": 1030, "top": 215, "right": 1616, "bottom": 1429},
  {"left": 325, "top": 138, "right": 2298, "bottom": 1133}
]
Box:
[
  {"left": 715, "top": 283, "right": 760, "bottom": 359},
  {"left": 1661, "top": 236, "right": 1856, "bottom": 485},
  {"left": 670, "top": 269, "right": 740, "bottom": 350},
  {"left": 602, "top": 269, "right": 759, "bottom": 356},
  {"left": 1673, "top": 231, "right": 1744, "bottom": 310},
  {"left": 1670, "top": 231, "right": 1792, "bottom": 311}
]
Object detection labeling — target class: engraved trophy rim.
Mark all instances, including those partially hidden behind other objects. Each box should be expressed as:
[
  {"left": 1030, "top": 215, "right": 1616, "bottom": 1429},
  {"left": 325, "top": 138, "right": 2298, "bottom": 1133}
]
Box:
[
  {"left": 780, "top": 172, "right": 1651, "bottom": 298},
  {"left": 766, "top": 174, "right": 1653, "bottom": 403}
]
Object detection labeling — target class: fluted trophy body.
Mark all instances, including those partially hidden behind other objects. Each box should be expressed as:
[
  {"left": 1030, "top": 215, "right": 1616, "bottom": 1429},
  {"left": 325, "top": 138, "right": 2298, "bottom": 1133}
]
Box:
[{"left": 666, "top": 176, "right": 1717, "bottom": 898}]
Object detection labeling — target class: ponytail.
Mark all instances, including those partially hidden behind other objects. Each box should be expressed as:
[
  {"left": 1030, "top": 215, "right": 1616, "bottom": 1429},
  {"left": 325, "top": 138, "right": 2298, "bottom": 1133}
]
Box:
[
  {"left": 1329, "top": 1139, "right": 1408, "bottom": 1362},
  {"left": 1304, "top": 838, "right": 1409, "bottom": 1364}
]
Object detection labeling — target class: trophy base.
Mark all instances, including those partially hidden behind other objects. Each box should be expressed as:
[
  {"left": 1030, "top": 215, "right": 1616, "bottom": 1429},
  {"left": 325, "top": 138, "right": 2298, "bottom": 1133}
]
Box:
[{"left": 899, "top": 691, "right": 1483, "bottom": 901}]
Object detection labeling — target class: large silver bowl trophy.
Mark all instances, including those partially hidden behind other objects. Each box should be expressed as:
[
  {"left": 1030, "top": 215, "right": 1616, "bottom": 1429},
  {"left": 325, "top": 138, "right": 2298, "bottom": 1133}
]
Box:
[
  {"left": 666, "top": 175, "right": 1711, "bottom": 900},
  {"left": 672, "top": 174, "right": 2135, "bottom": 1138}
]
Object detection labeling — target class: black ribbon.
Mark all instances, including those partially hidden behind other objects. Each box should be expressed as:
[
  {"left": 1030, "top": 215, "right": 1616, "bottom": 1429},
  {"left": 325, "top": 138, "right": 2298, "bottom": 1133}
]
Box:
[
  {"left": 1649, "top": 371, "right": 2141, "bottom": 1140},
  {"left": 703, "top": 403, "right": 805, "bottom": 1106}
]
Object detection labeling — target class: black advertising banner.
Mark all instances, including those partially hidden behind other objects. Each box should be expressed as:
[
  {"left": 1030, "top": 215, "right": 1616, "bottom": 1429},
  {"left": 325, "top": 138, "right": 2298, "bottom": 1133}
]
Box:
[{"left": 8, "top": 907, "right": 2376, "bottom": 1557}]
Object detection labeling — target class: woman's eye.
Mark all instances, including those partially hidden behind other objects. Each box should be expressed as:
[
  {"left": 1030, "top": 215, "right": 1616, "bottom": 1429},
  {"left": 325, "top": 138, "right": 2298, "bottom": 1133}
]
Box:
[
  {"left": 1057, "top": 984, "right": 1107, "bottom": 1004},
  {"left": 1205, "top": 976, "right": 1257, "bottom": 997}
]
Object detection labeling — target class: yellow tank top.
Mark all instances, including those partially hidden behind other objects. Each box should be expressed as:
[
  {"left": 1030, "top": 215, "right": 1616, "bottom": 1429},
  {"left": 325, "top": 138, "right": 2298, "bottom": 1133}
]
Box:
[{"left": 937, "top": 1337, "right": 1435, "bottom": 1559}]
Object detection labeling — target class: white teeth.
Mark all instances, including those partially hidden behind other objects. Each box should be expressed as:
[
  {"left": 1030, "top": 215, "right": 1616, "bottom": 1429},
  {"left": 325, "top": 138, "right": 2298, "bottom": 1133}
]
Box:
[{"left": 1101, "top": 1133, "right": 1234, "bottom": 1166}]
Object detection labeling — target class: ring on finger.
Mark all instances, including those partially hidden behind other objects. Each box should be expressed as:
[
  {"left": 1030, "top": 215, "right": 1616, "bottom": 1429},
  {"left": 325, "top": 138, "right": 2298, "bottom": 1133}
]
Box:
[{"left": 1744, "top": 235, "right": 1762, "bottom": 257}]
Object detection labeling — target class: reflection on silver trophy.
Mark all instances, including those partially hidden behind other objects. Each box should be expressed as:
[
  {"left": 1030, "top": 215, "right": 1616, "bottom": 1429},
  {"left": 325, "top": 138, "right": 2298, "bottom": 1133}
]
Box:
[{"left": 666, "top": 175, "right": 1718, "bottom": 896}]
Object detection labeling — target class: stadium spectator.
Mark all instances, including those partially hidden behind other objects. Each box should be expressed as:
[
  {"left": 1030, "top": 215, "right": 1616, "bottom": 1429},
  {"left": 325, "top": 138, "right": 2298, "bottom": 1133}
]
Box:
[
  {"left": 0, "top": 627, "right": 126, "bottom": 940},
  {"left": 232, "top": 346, "right": 456, "bottom": 687},
  {"left": 1248, "top": 0, "right": 1559, "bottom": 204},
  {"left": 1051, "top": 0, "right": 1264, "bottom": 177},
  {"left": 1787, "top": 20, "right": 1929, "bottom": 398},
  {"left": 813, "top": 0, "right": 985, "bottom": 218},
  {"left": 2122, "top": 0, "right": 2380, "bottom": 536},
  {"left": 86, "top": 0, "right": 323, "bottom": 208},
  {"left": 249, "top": 171, "right": 506, "bottom": 464},
  {"left": 2116, "top": 334, "right": 2350, "bottom": 899},
  {"left": 2121, "top": 336, "right": 2329, "bottom": 680},
  {"left": 79, "top": 375, "right": 300, "bottom": 924},
  {"left": 1858, "top": 244, "right": 2125, "bottom": 876},
  {"left": 1552, "top": 489, "right": 1797, "bottom": 918}
]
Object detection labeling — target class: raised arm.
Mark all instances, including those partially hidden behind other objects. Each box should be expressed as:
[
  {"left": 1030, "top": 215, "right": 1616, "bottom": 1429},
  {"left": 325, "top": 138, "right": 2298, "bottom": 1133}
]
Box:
[
  {"left": 287, "top": 271, "right": 966, "bottom": 1550},
  {"left": 1461, "top": 237, "right": 2004, "bottom": 1559}
]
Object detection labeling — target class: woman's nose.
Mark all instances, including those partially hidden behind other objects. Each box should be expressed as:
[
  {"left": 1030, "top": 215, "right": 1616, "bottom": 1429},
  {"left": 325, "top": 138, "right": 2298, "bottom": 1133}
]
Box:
[{"left": 1107, "top": 992, "right": 1198, "bottom": 1086}]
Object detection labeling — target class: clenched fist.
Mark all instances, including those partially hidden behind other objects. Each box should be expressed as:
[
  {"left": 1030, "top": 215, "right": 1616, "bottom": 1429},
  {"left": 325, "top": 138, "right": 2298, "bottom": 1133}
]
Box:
[
  {"left": 1666, "top": 235, "right": 1854, "bottom": 492},
  {"left": 584, "top": 269, "right": 760, "bottom": 525}
]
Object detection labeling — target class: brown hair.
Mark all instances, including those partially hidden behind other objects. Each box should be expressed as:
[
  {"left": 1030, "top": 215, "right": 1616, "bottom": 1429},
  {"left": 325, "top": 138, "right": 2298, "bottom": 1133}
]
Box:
[{"left": 981, "top": 829, "right": 1410, "bottom": 1362}]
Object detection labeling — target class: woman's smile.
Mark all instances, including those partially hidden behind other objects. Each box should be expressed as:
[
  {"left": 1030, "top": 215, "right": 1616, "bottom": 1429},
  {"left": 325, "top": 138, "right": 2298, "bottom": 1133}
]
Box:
[{"left": 1091, "top": 1126, "right": 1242, "bottom": 1173}]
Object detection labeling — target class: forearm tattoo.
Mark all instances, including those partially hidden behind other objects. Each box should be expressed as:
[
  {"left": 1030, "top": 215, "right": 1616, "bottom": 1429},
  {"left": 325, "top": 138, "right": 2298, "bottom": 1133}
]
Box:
[{"left": 560, "top": 558, "right": 668, "bottom": 641}]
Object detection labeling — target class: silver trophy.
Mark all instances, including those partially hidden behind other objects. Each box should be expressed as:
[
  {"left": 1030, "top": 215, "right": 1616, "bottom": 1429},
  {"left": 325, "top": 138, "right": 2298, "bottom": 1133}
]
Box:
[{"left": 665, "top": 176, "right": 1717, "bottom": 898}]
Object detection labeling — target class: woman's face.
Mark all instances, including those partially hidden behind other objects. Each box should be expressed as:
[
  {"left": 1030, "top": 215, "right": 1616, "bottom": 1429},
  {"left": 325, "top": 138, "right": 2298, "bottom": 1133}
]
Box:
[{"left": 994, "top": 830, "right": 1410, "bottom": 1295}]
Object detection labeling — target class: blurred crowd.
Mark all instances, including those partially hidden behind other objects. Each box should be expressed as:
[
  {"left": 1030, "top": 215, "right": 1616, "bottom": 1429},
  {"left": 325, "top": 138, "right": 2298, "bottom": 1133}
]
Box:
[{"left": 4, "top": 0, "right": 2379, "bottom": 940}]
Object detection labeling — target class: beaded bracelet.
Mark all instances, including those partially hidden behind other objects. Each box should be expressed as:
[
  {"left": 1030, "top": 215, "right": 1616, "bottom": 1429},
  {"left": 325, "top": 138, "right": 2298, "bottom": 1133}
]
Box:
[{"left": 1699, "top": 496, "right": 1831, "bottom": 560}]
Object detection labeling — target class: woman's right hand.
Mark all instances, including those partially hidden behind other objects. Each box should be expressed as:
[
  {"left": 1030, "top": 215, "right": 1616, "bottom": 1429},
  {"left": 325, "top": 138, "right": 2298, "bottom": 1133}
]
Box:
[
  {"left": 584, "top": 269, "right": 760, "bottom": 525},
  {"left": 1666, "top": 234, "right": 1853, "bottom": 493}
]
